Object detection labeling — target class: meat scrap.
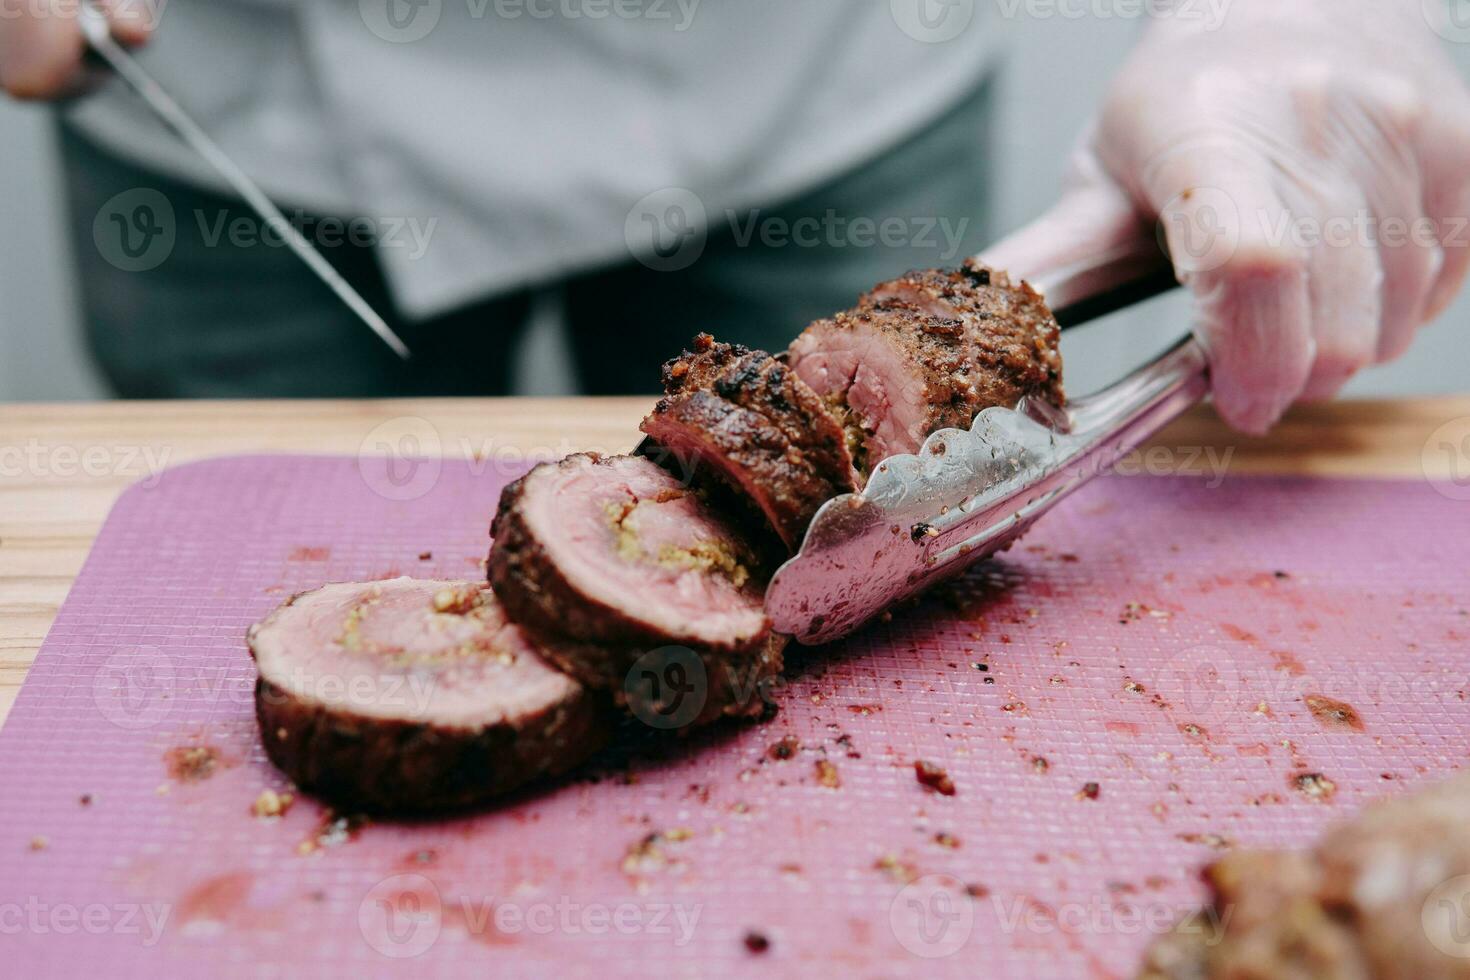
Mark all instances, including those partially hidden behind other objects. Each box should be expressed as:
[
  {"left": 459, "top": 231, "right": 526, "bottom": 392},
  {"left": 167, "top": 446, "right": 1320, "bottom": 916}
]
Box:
[
  {"left": 489, "top": 453, "right": 785, "bottom": 726},
  {"left": 641, "top": 334, "right": 860, "bottom": 550},
  {"left": 250, "top": 578, "right": 614, "bottom": 812},
  {"left": 914, "top": 760, "right": 956, "bottom": 796},
  {"left": 1138, "top": 772, "right": 1470, "bottom": 979}
]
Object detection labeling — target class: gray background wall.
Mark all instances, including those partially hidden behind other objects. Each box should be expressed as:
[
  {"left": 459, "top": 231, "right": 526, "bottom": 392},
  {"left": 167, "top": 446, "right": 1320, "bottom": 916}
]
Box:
[{"left": 2, "top": 13, "right": 1467, "bottom": 403}]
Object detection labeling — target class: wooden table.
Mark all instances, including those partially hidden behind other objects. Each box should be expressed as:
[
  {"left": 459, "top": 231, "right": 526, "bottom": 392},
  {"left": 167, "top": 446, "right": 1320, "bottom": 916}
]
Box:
[{"left": 3, "top": 396, "right": 1467, "bottom": 726}]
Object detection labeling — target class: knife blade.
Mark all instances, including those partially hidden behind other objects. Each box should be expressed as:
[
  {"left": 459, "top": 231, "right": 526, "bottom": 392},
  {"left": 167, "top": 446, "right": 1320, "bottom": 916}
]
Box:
[{"left": 77, "top": 2, "right": 411, "bottom": 360}]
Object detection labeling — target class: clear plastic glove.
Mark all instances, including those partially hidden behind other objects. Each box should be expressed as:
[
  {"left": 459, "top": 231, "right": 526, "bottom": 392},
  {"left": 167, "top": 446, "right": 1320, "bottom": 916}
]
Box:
[
  {"left": 983, "top": 0, "right": 1470, "bottom": 434},
  {"left": 0, "top": 0, "right": 152, "bottom": 100}
]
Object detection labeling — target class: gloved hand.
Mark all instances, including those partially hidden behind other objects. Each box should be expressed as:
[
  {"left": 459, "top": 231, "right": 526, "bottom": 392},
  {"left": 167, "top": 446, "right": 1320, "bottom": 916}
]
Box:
[
  {"left": 0, "top": 0, "right": 152, "bottom": 100},
  {"left": 983, "top": 0, "right": 1470, "bottom": 433}
]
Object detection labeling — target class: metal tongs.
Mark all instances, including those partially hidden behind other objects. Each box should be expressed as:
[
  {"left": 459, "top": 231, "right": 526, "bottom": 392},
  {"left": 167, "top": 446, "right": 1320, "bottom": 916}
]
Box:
[{"left": 766, "top": 243, "right": 1209, "bottom": 645}]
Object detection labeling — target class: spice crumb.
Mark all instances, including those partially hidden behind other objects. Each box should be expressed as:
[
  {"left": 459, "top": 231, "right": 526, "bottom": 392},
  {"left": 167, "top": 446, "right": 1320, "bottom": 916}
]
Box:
[
  {"left": 815, "top": 760, "right": 841, "bottom": 789},
  {"left": 1077, "top": 782, "right": 1101, "bottom": 801},
  {"left": 874, "top": 853, "right": 920, "bottom": 883},
  {"left": 28, "top": 836, "right": 48, "bottom": 852},
  {"left": 1291, "top": 772, "right": 1337, "bottom": 800},
  {"left": 743, "top": 931, "right": 771, "bottom": 954},
  {"left": 767, "top": 737, "right": 800, "bottom": 761},
  {"left": 252, "top": 789, "right": 295, "bottom": 819}
]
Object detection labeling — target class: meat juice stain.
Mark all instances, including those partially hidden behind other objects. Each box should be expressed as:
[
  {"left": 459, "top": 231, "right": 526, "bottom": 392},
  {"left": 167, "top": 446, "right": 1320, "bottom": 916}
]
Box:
[
  {"left": 165, "top": 744, "right": 224, "bottom": 782},
  {"left": 1271, "top": 651, "right": 1307, "bottom": 677},
  {"left": 287, "top": 546, "right": 331, "bottom": 562},
  {"left": 1220, "top": 624, "right": 1259, "bottom": 645},
  {"left": 178, "top": 871, "right": 255, "bottom": 927},
  {"left": 1303, "top": 695, "right": 1365, "bottom": 732}
]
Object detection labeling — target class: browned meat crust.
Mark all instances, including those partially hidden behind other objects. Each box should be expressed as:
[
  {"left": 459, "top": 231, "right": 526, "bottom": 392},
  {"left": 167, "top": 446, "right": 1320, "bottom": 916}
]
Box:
[
  {"left": 789, "top": 261, "right": 1064, "bottom": 472},
  {"left": 1138, "top": 772, "right": 1470, "bottom": 979},
  {"left": 532, "top": 628, "right": 787, "bottom": 729},
  {"left": 642, "top": 334, "right": 859, "bottom": 549},
  {"left": 790, "top": 305, "right": 992, "bottom": 470},
  {"left": 255, "top": 676, "right": 611, "bottom": 812},
  {"left": 862, "top": 260, "right": 1065, "bottom": 410}
]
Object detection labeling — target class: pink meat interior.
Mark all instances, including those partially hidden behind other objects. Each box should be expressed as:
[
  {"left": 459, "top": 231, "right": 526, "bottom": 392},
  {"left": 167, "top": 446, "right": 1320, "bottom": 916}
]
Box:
[
  {"left": 640, "top": 410, "right": 792, "bottom": 542},
  {"left": 519, "top": 456, "right": 768, "bottom": 648},
  {"left": 251, "top": 578, "right": 579, "bottom": 728},
  {"left": 789, "top": 323, "right": 927, "bottom": 465}
]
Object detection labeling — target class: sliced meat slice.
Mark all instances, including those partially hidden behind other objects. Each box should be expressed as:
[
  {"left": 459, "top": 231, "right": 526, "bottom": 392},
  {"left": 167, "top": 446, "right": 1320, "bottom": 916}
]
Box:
[
  {"left": 1139, "top": 772, "right": 1470, "bottom": 979},
  {"left": 489, "top": 453, "right": 784, "bottom": 724},
  {"left": 641, "top": 334, "right": 859, "bottom": 549},
  {"left": 790, "top": 262, "right": 1065, "bottom": 471},
  {"left": 490, "top": 452, "right": 771, "bottom": 649},
  {"left": 250, "top": 578, "right": 613, "bottom": 812}
]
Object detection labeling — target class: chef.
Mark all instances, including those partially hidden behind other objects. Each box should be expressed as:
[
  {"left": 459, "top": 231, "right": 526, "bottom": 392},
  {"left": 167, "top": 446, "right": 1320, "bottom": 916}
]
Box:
[{"left": 2, "top": 0, "right": 1466, "bottom": 432}]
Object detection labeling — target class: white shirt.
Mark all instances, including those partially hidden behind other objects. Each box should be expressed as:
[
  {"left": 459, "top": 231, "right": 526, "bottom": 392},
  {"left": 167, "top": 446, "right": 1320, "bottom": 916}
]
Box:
[{"left": 69, "top": 0, "right": 999, "bottom": 318}]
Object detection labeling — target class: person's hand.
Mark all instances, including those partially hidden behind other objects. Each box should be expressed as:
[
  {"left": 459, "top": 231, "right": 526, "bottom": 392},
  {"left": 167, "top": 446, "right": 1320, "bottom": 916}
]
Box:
[
  {"left": 0, "top": 0, "right": 152, "bottom": 100},
  {"left": 983, "top": 0, "right": 1470, "bottom": 433}
]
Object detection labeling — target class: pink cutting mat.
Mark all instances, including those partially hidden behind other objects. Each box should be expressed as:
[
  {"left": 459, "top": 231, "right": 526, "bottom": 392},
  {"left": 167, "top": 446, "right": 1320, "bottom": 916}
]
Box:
[{"left": 2, "top": 455, "right": 1467, "bottom": 979}]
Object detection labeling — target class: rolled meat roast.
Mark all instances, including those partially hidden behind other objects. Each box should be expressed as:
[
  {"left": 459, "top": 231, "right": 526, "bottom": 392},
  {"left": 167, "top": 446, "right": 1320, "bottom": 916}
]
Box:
[
  {"left": 252, "top": 262, "right": 1069, "bottom": 806},
  {"left": 488, "top": 452, "right": 785, "bottom": 726},
  {"left": 251, "top": 578, "right": 613, "bottom": 812}
]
